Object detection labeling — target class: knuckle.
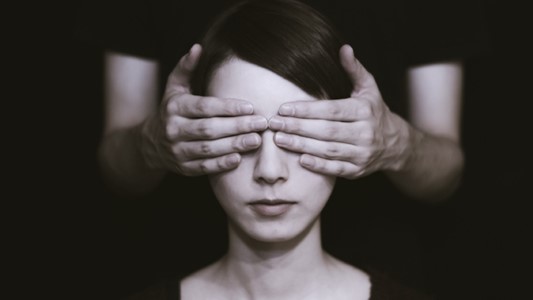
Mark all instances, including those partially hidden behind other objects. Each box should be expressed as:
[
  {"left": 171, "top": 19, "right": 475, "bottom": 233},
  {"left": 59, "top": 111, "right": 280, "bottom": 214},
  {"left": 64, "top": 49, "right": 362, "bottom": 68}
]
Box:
[
  {"left": 199, "top": 142, "right": 213, "bottom": 156},
  {"left": 226, "top": 100, "right": 241, "bottom": 115},
  {"left": 199, "top": 160, "right": 210, "bottom": 174},
  {"left": 319, "top": 160, "right": 331, "bottom": 173},
  {"left": 216, "top": 157, "right": 227, "bottom": 170},
  {"left": 359, "top": 126, "right": 374, "bottom": 143},
  {"left": 195, "top": 98, "right": 210, "bottom": 114},
  {"left": 240, "top": 119, "right": 255, "bottom": 132},
  {"left": 165, "top": 99, "right": 175, "bottom": 115},
  {"left": 231, "top": 136, "right": 243, "bottom": 151},
  {"left": 334, "top": 164, "right": 346, "bottom": 176},
  {"left": 196, "top": 119, "right": 214, "bottom": 138},
  {"left": 181, "top": 146, "right": 195, "bottom": 160},
  {"left": 165, "top": 121, "right": 178, "bottom": 140},
  {"left": 314, "top": 160, "right": 326, "bottom": 172},
  {"left": 324, "top": 146, "right": 340, "bottom": 159},
  {"left": 166, "top": 96, "right": 182, "bottom": 114},
  {"left": 358, "top": 149, "right": 372, "bottom": 162},
  {"left": 328, "top": 105, "right": 343, "bottom": 118},
  {"left": 171, "top": 143, "right": 183, "bottom": 157},
  {"left": 358, "top": 104, "right": 372, "bottom": 119}
]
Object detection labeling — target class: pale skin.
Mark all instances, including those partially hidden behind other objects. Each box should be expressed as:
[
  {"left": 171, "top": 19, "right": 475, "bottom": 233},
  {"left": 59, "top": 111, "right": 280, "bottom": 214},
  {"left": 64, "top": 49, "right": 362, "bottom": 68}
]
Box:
[
  {"left": 99, "top": 44, "right": 463, "bottom": 202},
  {"left": 181, "top": 58, "right": 371, "bottom": 299},
  {"left": 99, "top": 45, "right": 268, "bottom": 196},
  {"left": 181, "top": 222, "right": 370, "bottom": 300}
]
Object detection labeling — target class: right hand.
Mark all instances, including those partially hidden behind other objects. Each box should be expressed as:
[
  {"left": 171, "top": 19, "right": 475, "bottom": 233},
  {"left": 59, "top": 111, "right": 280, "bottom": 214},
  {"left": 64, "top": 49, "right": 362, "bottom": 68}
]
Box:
[{"left": 142, "top": 44, "right": 268, "bottom": 176}]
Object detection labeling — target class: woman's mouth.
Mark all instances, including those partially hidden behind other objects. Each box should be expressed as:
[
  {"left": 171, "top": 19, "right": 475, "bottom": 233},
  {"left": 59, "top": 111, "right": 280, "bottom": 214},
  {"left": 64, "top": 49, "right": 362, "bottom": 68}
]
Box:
[{"left": 248, "top": 199, "right": 297, "bottom": 217}]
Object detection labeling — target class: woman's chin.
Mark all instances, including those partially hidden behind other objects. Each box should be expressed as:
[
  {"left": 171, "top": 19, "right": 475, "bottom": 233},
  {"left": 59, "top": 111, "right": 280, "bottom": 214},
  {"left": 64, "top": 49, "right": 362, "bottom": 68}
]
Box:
[
  {"left": 249, "top": 231, "right": 298, "bottom": 244},
  {"left": 242, "top": 225, "right": 299, "bottom": 243},
  {"left": 234, "top": 219, "right": 318, "bottom": 246}
]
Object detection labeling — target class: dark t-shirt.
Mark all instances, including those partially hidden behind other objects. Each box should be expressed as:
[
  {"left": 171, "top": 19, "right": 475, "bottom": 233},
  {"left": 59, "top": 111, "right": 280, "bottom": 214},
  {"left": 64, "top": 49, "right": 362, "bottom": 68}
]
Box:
[{"left": 74, "top": 0, "right": 489, "bottom": 293}]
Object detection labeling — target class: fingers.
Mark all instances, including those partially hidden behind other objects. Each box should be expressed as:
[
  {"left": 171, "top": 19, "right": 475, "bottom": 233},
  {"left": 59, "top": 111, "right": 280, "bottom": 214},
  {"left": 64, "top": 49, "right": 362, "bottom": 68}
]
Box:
[
  {"left": 167, "top": 115, "right": 268, "bottom": 141},
  {"left": 339, "top": 44, "right": 378, "bottom": 93},
  {"left": 166, "top": 94, "right": 254, "bottom": 117},
  {"left": 274, "top": 132, "right": 357, "bottom": 160},
  {"left": 299, "top": 155, "right": 364, "bottom": 179},
  {"left": 277, "top": 98, "right": 371, "bottom": 121},
  {"left": 167, "top": 44, "right": 203, "bottom": 91},
  {"left": 273, "top": 131, "right": 373, "bottom": 164},
  {"left": 269, "top": 115, "right": 369, "bottom": 143},
  {"left": 179, "top": 153, "right": 242, "bottom": 176},
  {"left": 177, "top": 133, "right": 262, "bottom": 159}
]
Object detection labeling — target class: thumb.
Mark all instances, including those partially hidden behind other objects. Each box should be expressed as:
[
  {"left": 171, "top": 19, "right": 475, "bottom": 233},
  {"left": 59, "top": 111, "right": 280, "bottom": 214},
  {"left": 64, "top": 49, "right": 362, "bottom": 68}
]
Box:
[
  {"left": 339, "top": 44, "right": 377, "bottom": 94},
  {"left": 167, "top": 44, "right": 203, "bottom": 91}
]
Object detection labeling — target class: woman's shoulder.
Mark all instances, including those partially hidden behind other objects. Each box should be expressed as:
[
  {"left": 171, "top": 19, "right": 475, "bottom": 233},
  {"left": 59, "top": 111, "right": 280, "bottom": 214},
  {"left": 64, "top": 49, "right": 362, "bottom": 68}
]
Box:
[
  {"left": 180, "top": 261, "right": 226, "bottom": 300},
  {"left": 320, "top": 254, "right": 370, "bottom": 299}
]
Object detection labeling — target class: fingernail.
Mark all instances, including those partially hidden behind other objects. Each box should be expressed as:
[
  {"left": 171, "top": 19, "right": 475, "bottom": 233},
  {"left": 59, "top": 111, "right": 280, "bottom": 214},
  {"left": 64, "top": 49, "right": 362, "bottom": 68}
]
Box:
[
  {"left": 300, "top": 155, "right": 315, "bottom": 167},
  {"left": 252, "top": 117, "right": 268, "bottom": 130},
  {"left": 279, "top": 104, "right": 295, "bottom": 116},
  {"left": 269, "top": 117, "right": 284, "bottom": 130},
  {"left": 274, "top": 132, "right": 290, "bottom": 146},
  {"left": 244, "top": 135, "right": 260, "bottom": 147},
  {"left": 239, "top": 103, "right": 254, "bottom": 114},
  {"left": 190, "top": 43, "right": 200, "bottom": 54},
  {"left": 226, "top": 154, "right": 241, "bottom": 166},
  {"left": 347, "top": 45, "right": 354, "bottom": 57}
]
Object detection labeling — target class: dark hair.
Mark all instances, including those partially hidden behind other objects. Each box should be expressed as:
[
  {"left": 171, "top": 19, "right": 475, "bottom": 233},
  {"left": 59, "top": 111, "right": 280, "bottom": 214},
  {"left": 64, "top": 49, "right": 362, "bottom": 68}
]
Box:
[{"left": 190, "top": 0, "right": 353, "bottom": 99}]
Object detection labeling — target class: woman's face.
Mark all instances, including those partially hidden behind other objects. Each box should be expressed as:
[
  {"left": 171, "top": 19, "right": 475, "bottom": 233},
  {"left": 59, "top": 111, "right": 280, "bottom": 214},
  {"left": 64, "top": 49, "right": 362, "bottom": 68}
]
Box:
[{"left": 207, "top": 58, "right": 335, "bottom": 243}]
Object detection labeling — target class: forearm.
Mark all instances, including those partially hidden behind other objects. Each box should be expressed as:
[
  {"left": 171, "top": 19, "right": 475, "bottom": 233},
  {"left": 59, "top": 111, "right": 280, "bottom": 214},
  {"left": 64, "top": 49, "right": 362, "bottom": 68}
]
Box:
[
  {"left": 385, "top": 115, "right": 464, "bottom": 203},
  {"left": 98, "top": 117, "right": 166, "bottom": 198}
]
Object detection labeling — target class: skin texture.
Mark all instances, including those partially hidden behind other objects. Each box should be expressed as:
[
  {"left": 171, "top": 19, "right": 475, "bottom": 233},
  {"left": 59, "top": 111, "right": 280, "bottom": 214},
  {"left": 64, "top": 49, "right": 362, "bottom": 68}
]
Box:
[
  {"left": 269, "top": 45, "right": 464, "bottom": 202},
  {"left": 206, "top": 57, "right": 336, "bottom": 243},
  {"left": 142, "top": 45, "right": 268, "bottom": 176},
  {"left": 99, "top": 45, "right": 268, "bottom": 196},
  {"left": 99, "top": 44, "right": 463, "bottom": 202},
  {"left": 181, "top": 58, "right": 370, "bottom": 300}
]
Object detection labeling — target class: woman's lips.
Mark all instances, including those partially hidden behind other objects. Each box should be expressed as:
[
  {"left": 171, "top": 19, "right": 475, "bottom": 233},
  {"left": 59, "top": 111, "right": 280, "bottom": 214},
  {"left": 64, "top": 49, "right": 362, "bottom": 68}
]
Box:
[{"left": 248, "top": 200, "right": 296, "bottom": 217}]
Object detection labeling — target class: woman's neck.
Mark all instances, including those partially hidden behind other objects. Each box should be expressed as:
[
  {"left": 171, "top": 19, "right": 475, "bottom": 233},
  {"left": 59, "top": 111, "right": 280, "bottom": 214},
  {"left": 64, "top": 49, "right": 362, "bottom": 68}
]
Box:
[
  {"left": 219, "top": 219, "right": 334, "bottom": 300},
  {"left": 181, "top": 218, "right": 371, "bottom": 300}
]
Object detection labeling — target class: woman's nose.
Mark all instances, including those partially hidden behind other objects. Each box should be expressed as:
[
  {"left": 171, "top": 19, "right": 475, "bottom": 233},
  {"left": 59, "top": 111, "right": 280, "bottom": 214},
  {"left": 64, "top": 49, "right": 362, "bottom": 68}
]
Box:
[{"left": 253, "top": 130, "right": 289, "bottom": 184}]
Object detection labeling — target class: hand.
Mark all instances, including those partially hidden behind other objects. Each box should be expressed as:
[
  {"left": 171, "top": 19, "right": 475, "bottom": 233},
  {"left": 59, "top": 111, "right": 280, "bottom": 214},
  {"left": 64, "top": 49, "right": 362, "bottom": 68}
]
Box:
[
  {"left": 269, "top": 45, "right": 409, "bottom": 179},
  {"left": 142, "top": 44, "right": 268, "bottom": 176}
]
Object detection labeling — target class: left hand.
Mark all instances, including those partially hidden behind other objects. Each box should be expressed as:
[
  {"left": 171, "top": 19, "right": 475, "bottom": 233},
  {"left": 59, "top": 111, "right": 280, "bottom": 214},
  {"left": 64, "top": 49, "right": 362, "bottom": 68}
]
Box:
[{"left": 268, "top": 45, "right": 410, "bottom": 179}]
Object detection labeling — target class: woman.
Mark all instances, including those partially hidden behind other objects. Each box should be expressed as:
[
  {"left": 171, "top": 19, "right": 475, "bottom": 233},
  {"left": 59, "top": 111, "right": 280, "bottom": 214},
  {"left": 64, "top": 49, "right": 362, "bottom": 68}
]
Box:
[{"left": 125, "top": 0, "right": 433, "bottom": 299}]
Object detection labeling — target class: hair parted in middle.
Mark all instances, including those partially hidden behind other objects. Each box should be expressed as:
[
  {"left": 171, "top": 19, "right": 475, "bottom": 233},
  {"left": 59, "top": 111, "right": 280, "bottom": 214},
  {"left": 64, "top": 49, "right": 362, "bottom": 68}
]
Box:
[{"left": 190, "top": 0, "right": 353, "bottom": 99}]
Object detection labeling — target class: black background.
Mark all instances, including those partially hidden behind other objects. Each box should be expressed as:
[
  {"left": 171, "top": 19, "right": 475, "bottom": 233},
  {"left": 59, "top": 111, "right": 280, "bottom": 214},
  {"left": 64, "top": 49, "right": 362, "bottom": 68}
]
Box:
[{"left": 21, "top": 0, "right": 531, "bottom": 299}]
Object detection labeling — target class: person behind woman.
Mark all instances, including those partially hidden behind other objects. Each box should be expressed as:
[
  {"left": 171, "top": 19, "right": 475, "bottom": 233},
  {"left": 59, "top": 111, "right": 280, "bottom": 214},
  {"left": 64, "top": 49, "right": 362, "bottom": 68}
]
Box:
[{"left": 125, "top": 0, "right": 433, "bottom": 299}]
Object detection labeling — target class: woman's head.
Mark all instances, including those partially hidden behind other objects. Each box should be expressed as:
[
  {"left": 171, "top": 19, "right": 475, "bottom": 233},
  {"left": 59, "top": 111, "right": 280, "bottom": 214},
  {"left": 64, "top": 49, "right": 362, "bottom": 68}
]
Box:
[
  {"left": 191, "top": 0, "right": 353, "bottom": 99},
  {"left": 192, "top": 0, "right": 352, "bottom": 243}
]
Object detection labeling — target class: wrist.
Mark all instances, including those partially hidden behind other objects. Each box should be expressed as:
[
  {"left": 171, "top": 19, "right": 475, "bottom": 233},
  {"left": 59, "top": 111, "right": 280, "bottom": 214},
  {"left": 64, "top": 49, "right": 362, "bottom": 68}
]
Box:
[
  {"left": 137, "top": 115, "right": 167, "bottom": 171},
  {"left": 385, "top": 114, "right": 419, "bottom": 172}
]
